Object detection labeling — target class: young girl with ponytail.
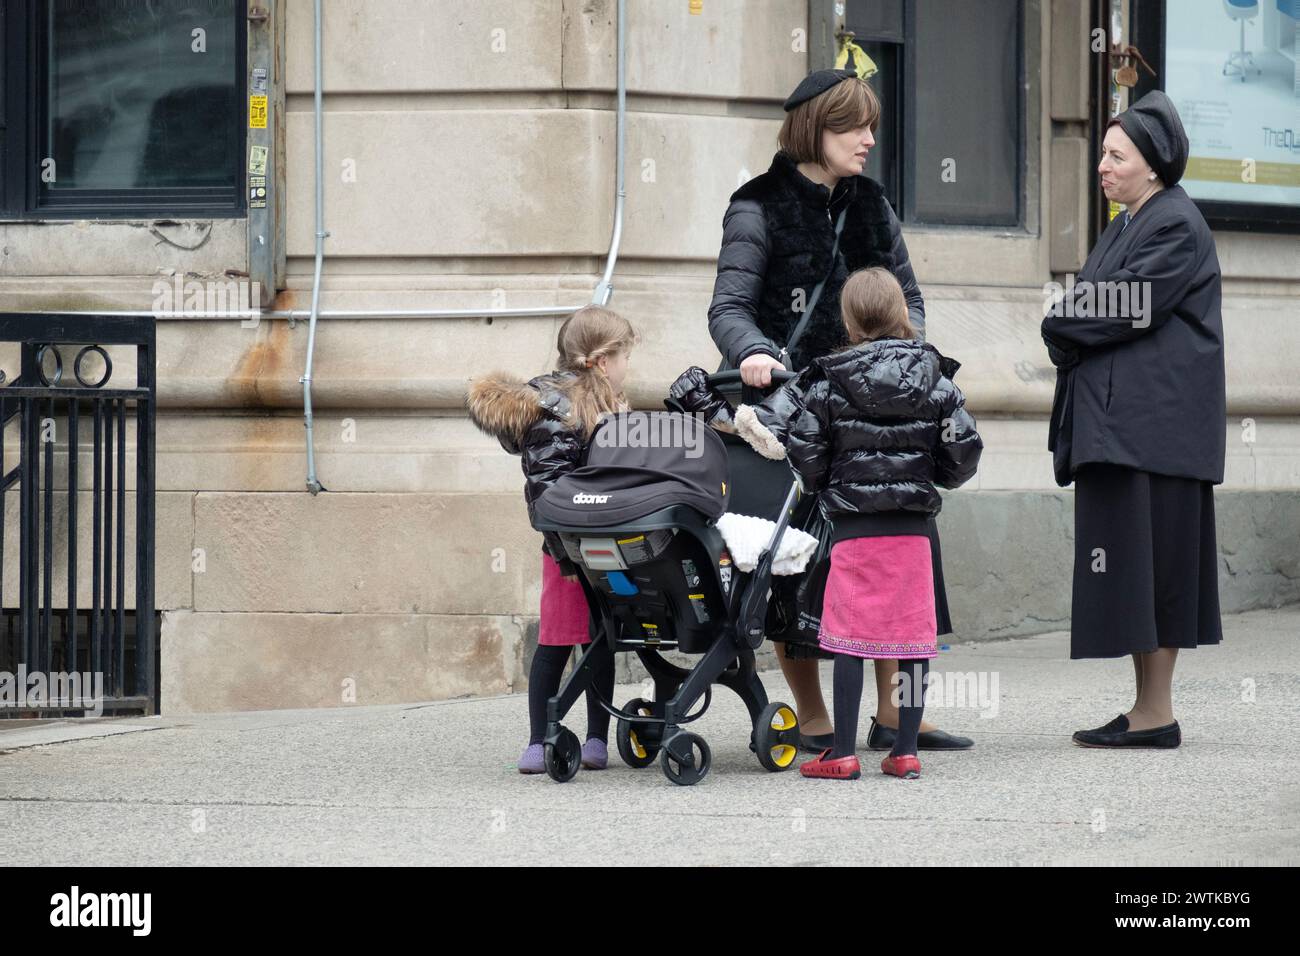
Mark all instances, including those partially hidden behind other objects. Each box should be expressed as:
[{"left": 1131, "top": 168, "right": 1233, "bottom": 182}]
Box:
[{"left": 467, "top": 305, "right": 638, "bottom": 772}]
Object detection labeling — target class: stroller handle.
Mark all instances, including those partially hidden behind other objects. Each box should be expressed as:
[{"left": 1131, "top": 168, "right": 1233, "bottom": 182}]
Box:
[
  {"left": 736, "top": 480, "right": 802, "bottom": 648},
  {"left": 707, "top": 369, "right": 797, "bottom": 388}
]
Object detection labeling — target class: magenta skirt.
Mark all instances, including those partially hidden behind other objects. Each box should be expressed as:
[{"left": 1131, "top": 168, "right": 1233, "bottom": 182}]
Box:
[
  {"left": 538, "top": 552, "right": 592, "bottom": 646},
  {"left": 817, "top": 535, "right": 938, "bottom": 660}
]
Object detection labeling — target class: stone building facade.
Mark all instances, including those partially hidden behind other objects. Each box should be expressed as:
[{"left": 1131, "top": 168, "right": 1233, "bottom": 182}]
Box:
[{"left": 0, "top": 1, "right": 1294, "bottom": 713}]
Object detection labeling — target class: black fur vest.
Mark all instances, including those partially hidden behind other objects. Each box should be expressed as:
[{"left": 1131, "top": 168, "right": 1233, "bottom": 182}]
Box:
[{"left": 729, "top": 151, "right": 897, "bottom": 369}]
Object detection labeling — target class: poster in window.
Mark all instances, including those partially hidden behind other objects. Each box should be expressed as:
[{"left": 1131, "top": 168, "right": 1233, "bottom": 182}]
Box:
[{"left": 1164, "top": 0, "right": 1300, "bottom": 208}]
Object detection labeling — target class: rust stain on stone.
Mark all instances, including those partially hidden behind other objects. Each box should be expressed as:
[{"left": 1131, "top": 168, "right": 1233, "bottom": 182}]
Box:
[
  {"left": 464, "top": 622, "right": 506, "bottom": 682},
  {"left": 229, "top": 319, "right": 291, "bottom": 408},
  {"left": 272, "top": 287, "right": 299, "bottom": 313}
]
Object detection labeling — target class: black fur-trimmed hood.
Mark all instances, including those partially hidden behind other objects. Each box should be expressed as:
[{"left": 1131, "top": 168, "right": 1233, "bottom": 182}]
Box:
[{"left": 465, "top": 371, "right": 575, "bottom": 452}]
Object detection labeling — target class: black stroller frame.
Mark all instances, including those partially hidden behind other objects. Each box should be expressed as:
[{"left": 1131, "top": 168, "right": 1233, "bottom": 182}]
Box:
[{"left": 532, "top": 371, "right": 805, "bottom": 786}]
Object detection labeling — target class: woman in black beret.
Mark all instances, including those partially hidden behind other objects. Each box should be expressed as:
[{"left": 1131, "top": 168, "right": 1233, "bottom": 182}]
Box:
[
  {"left": 707, "top": 68, "right": 972, "bottom": 754},
  {"left": 1042, "top": 90, "right": 1226, "bottom": 748}
]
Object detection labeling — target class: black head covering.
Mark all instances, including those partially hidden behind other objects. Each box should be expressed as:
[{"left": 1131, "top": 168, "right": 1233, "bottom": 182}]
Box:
[
  {"left": 1111, "top": 90, "right": 1190, "bottom": 186},
  {"left": 783, "top": 68, "right": 858, "bottom": 112}
]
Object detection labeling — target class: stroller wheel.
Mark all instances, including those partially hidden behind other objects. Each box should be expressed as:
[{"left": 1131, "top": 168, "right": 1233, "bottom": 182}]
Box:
[
  {"left": 616, "top": 698, "right": 660, "bottom": 769},
  {"left": 754, "top": 702, "right": 800, "bottom": 772},
  {"left": 660, "top": 732, "right": 711, "bottom": 786},
  {"left": 544, "top": 727, "right": 582, "bottom": 783}
]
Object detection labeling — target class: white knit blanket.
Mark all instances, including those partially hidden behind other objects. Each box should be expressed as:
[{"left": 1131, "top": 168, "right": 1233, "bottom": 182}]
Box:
[{"left": 715, "top": 513, "right": 819, "bottom": 576}]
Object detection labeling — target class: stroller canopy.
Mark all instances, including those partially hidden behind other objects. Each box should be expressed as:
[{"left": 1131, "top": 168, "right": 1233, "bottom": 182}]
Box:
[{"left": 535, "top": 411, "right": 730, "bottom": 527}]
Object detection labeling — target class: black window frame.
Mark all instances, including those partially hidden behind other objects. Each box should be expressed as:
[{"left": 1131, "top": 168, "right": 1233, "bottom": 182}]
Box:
[
  {"left": 847, "top": 0, "right": 1027, "bottom": 228},
  {"left": 1131, "top": 0, "right": 1300, "bottom": 234},
  {"left": 2, "top": 0, "right": 247, "bottom": 221},
  {"left": 854, "top": 33, "right": 905, "bottom": 215}
]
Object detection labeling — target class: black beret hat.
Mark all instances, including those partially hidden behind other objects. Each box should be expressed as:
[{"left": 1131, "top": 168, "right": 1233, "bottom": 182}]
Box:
[
  {"left": 1110, "top": 90, "right": 1190, "bottom": 187},
  {"left": 783, "top": 68, "right": 858, "bottom": 112}
]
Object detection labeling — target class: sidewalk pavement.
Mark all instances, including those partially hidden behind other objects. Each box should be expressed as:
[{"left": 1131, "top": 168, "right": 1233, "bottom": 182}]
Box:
[{"left": 2, "top": 604, "right": 1297, "bottom": 866}]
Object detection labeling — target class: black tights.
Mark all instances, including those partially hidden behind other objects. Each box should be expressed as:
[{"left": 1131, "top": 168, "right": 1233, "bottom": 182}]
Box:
[
  {"left": 831, "top": 656, "right": 930, "bottom": 759},
  {"left": 527, "top": 641, "right": 615, "bottom": 746}
]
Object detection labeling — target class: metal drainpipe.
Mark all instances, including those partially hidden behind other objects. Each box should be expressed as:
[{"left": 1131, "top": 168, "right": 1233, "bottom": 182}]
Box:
[
  {"left": 591, "top": 0, "right": 627, "bottom": 307},
  {"left": 300, "top": 0, "right": 327, "bottom": 495}
]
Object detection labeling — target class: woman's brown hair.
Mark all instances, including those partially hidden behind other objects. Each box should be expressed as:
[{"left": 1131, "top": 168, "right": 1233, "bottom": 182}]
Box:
[
  {"left": 779, "top": 77, "right": 881, "bottom": 167},
  {"left": 554, "top": 305, "right": 638, "bottom": 437},
  {"left": 839, "top": 267, "right": 916, "bottom": 345}
]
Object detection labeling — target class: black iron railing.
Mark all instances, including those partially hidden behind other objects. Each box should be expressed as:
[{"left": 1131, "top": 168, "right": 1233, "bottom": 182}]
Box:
[{"left": 0, "top": 314, "right": 157, "bottom": 715}]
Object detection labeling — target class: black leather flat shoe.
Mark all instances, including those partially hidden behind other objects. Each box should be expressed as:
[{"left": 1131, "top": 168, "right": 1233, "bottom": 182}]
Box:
[
  {"left": 866, "top": 717, "right": 974, "bottom": 751},
  {"left": 1072, "top": 714, "right": 1181, "bottom": 748},
  {"left": 918, "top": 728, "right": 975, "bottom": 750},
  {"left": 798, "top": 732, "right": 835, "bottom": 754},
  {"left": 866, "top": 717, "right": 894, "bottom": 751}
]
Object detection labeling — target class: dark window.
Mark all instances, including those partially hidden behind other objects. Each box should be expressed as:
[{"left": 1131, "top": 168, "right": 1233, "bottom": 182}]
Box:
[
  {"left": 3, "top": 0, "right": 246, "bottom": 219},
  {"left": 848, "top": 0, "right": 1024, "bottom": 227}
]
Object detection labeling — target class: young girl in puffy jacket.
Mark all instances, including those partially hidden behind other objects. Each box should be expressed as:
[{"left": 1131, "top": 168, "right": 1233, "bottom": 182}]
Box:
[
  {"left": 467, "top": 306, "right": 637, "bottom": 773},
  {"left": 673, "top": 267, "right": 981, "bottom": 780}
]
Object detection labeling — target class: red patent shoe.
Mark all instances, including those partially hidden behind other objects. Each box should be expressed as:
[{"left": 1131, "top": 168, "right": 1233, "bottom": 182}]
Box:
[
  {"left": 799, "top": 749, "right": 861, "bottom": 780},
  {"left": 880, "top": 754, "right": 921, "bottom": 779}
]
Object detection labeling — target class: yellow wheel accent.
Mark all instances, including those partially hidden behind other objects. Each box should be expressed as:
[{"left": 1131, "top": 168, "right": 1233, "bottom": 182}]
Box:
[
  {"left": 770, "top": 706, "right": 797, "bottom": 732},
  {"left": 756, "top": 701, "right": 799, "bottom": 772},
  {"left": 628, "top": 730, "right": 648, "bottom": 760},
  {"left": 770, "top": 744, "right": 797, "bottom": 768},
  {"left": 617, "top": 698, "right": 660, "bottom": 769}
]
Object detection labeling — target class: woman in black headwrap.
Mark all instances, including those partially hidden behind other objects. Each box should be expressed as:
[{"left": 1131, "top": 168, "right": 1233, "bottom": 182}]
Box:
[{"left": 1042, "top": 91, "right": 1226, "bottom": 748}]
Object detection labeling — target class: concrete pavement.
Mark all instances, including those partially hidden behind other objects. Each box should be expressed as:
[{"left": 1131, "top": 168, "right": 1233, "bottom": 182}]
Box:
[{"left": 2, "top": 604, "right": 1298, "bottom": 866}]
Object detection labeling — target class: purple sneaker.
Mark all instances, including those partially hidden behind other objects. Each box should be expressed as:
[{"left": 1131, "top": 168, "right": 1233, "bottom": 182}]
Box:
[
  {"left": 581, "top": 738, "right": 608, "bottom": 770},
  {"left": 518, "top": 743, "right": 545, "bottom": 774}
]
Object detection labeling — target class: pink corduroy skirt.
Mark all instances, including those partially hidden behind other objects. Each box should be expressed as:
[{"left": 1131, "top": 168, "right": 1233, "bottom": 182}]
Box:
[
  {"left": 538, "top": 552, "right": 593, "bottom": 646},
  {"left": 817, "top": 534, "right": 938, "bottom": 660}
]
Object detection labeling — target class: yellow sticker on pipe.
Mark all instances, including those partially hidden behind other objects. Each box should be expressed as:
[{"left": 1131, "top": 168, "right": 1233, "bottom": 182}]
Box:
[{"left": 249, "top": 95, "right": 268, "bottom": 129}]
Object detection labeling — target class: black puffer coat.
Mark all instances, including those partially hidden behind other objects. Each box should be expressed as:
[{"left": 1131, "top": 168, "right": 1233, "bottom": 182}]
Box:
[
  {"left": 733, "top": 339, "right": 981, "bottom": 529},
  {"left": 708, "top": 150, "right": 925, "bottom": 372},
  {"left": 466, "top": 370, "right": 584, "bottom": 574}
]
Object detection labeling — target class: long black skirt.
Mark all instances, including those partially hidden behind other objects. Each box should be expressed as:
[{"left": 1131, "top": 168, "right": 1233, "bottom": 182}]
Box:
[{"left": 1071, "top": 462, "right": 1222, "bottom": 659}]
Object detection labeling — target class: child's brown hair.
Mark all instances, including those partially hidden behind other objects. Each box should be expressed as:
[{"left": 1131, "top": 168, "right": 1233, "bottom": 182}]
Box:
[
  {"left": 555, "top": 305, "right": 638, "bottom": 437},
  {"left": 839, "top": 267, "right": 917, "bottom": 345}
]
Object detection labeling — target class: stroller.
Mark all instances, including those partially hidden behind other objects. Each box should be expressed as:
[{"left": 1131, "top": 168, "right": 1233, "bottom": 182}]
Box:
[{"left": 531, "top": 371, "right": 807, "bottom": 786}]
